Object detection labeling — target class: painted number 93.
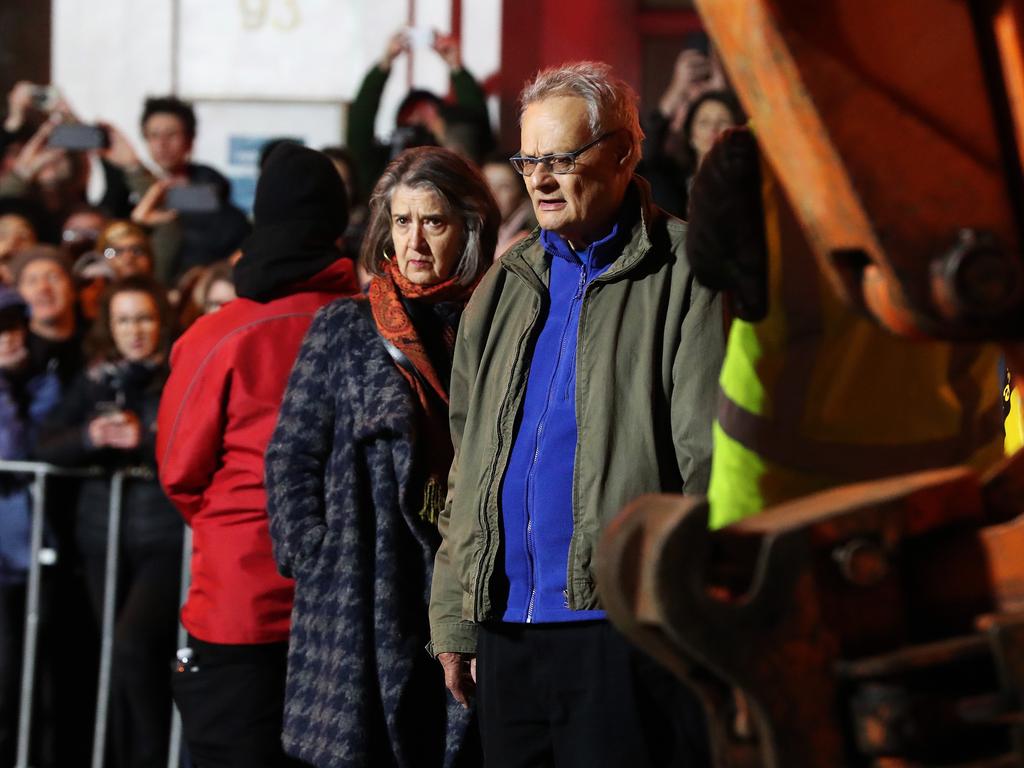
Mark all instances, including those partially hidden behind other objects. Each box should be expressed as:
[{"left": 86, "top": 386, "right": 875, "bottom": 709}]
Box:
[{"left": 240, "top": 0, "right": 301, "bottom": 31}]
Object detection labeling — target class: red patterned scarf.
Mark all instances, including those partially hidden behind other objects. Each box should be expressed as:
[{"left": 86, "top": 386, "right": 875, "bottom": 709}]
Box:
[{"left": 367, "top": 262, "right": 477, "bottom": 521}]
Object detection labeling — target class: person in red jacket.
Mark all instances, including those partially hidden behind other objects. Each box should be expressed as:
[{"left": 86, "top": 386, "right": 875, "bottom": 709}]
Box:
[{"left": 156, "top": 142, "right": 359, "bottom": 768}]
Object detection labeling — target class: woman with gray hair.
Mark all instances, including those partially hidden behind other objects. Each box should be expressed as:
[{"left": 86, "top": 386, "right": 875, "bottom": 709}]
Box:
[{"left": 265, "top": 146, "right": 498, "bottom": 768}]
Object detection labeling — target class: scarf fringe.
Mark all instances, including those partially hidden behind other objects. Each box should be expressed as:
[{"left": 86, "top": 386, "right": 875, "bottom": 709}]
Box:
[{"left": 419, "top": 476, "right": 445, "bottom": 525}]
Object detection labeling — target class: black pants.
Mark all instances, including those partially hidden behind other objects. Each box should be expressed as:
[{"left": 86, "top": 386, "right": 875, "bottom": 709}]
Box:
[
  {"left": 82, "top": 545, "right": 181, "bottom": 768},
  {"left": 477, "top": 621, "right": 711, "bottom": 768},
  {"left": 172, "top": 636, "right": 309, "bottom": 768},
  {"left": 0, "top": 582, "right": 25, "bottom": 767}
]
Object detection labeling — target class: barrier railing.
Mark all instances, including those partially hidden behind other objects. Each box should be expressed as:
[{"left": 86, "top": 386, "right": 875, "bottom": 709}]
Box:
[{"left": 0, "top": 460, "right": 189, "bottom": 768}]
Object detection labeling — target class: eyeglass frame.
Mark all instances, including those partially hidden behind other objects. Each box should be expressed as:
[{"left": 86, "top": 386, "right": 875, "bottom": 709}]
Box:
[
  {"left": 103, "top": 244, "right": 151, "bottom": 261},
  {"left": 509, "top": 131, "right": 617, "bottom": 176}
]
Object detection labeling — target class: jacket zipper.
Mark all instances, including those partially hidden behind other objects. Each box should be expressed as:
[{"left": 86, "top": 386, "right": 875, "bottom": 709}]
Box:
[
  {"left": 474, "top": 292, "right": 543, "bottom": 620},
  {"left": 476, "top": 227, "right": 653, "bottom": 617},
  {"left": 523, "top": 260, "right": 587, "bottom": 622}
]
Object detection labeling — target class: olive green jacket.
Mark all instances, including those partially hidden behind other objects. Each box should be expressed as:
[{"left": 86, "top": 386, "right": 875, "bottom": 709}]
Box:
[{"left": 427, "top": 178, "right": 724, "bottom": 655}]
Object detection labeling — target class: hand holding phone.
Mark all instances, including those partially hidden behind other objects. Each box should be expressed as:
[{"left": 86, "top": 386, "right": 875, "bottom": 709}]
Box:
[
  {"left": 164, "top": 184, "right": 220, "bottom": 214},
  {"left": 47, "top": 123, "right": 110, "bottom": 151}
]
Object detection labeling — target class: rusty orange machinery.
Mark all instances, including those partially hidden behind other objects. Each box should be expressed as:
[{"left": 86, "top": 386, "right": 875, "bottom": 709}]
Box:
[
  {"left": 696, "top": 0, "right": 1024, "bottom": 341},
  {"left": 596, "top": 1, "right": 1024, "bottom": 766}
]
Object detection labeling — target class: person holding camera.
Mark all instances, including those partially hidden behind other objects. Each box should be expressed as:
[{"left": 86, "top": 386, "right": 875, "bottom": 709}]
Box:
[
  {"left": 0, "top": 82, "right": 144, "bottom": 229},
  {"left": 36, "top": 275, "right": 183, "bottom": 768},
  {"left": 347, "top": 29, "right": 495, "bottom": 202},
  {"left": 123, "top": 97, "right": 251, "bottom": 283}
]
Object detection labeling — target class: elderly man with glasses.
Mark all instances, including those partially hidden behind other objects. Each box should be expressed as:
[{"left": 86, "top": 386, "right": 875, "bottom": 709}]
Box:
[{"left": 428, "top": 61, "right": 723, "bottom": 768}]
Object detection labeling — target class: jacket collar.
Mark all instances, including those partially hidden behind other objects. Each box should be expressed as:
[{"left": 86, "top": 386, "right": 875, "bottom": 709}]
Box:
[
  {"left": 539, "top": 197, "right": 634, "bottom": 272},
  {"left": 501, "top": 176, "right": 662, "bottom": 290}
]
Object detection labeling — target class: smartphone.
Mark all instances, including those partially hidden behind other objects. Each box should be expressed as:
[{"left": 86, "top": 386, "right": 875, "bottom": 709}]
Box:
[
  {"left": 165, "top": 184, "right": 220, "bottom": 214},
  {"left": 405, "top": 26, "right": 434, "bottom": 48},
  {"left": 30, "top": 85, "right": 59, "bottom": 111},
  {"left": 48, "top": 123, "right": 110, "bottom": 151}
]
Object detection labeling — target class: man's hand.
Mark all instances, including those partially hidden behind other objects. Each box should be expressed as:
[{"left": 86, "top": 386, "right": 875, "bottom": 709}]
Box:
[
  {"left": 100, "top": 123, "right": 141, "bottom": 171},
  {"left": 380, "top": 30, "right": 409, "bottom": 72},
  {"left": 438, "top": 651, "right": 477, "bottom": 709},
  {"left": 433, "top": 32, "right": 461, "bottom": 71}
]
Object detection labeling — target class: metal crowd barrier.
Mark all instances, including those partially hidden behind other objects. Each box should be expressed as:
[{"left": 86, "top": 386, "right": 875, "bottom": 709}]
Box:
[{"left": 0, "top": 460, "right": 190, "bottom": 768}]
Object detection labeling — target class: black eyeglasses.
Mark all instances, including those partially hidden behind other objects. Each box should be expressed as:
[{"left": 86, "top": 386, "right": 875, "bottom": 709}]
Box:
[{"left": 509, "top": 131, "right": 615, "bottom": 176}]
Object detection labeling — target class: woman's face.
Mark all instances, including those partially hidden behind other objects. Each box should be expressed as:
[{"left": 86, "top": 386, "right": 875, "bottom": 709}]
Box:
[
  {"left": 109, "top": 291, "right": 160, "bottom": 362},
  {"left": 689, "top": 100, "right": 737, "bottom": 166},
  {"left": 390, "top": 185, "right": 463, "bottom": 286}
]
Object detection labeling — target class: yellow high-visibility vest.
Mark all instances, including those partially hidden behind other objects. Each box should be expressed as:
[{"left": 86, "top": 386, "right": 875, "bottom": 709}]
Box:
[{"left": 708, "top": 168, "right": 1004, "bottom": 529}]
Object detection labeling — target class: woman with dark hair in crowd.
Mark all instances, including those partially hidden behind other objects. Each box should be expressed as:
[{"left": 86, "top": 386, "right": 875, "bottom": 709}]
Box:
[
  {"left": 680, "top": 90, "right": 744, "bottom": 175},
  {"left": 36, "top": 274, "right": 182, "bottom": 768},
  {"left": 265, "top": 146, "right": 499, "bottom": 768},
  {"left": 638, "top": 71, "right": 743, "bottom": 219}
]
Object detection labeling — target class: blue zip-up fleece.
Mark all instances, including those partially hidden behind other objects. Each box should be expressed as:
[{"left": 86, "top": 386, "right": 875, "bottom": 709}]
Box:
[{"left": 499, "top": 216, "right": 632, "bottom": 623}]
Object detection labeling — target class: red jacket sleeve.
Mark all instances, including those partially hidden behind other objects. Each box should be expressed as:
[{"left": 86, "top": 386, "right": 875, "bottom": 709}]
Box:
[{"left": 157, "top": 329, "right": 231, "bottom": 523}]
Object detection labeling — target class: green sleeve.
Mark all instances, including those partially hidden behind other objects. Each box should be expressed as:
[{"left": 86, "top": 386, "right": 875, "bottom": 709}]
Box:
[
  {"left": 347, "top": 65, "right": 392, "bottom": 201},
  {"left": 672, "top": 277, "right": 726, "bottom": 496},
  {"left": 427, "top": 306, "right": 481, "bottom": 657}
]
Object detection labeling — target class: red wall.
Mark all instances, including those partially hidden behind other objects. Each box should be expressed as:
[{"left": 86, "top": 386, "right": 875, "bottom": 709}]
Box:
[{"left": 497, "top": 0, "right": 641, "bottom": 150}]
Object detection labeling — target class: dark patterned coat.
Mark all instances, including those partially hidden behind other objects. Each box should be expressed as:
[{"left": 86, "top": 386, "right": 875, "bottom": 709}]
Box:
[{"left": 265, "top": 297, "right": 475, "bottom": 768}]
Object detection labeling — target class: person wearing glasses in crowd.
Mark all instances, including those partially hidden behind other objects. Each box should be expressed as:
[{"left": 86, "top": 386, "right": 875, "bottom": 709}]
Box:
[
  {"left": 96, "top": 220, "right": 155, "bottom": 278},
  {"left": 427, "top": 61, "right": 723, "bottom": 768},
  {"left": 36, "top": 275, "right": 183, "bottom": 768}
]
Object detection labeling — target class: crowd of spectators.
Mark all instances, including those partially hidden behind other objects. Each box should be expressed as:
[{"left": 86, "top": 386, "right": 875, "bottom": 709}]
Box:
[{"left": 0, "top": 28, "right": 750, "bottom": 768}]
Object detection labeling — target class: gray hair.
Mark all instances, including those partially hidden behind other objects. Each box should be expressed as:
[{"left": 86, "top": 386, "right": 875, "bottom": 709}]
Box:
[
  {"left": 359, "top": 146, "right": 500, "bottom": 286},
  {"left": 519, "top": 61, "right": 644, "bottom": 171}
]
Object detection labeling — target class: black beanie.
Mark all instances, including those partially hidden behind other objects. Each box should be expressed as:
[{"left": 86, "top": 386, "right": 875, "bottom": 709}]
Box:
[
  {"left": 234, "top": 143, "right": 350, "bottom": 302},
  {"left": 254, "top": 141, "right": 348, "bottom": 236}
]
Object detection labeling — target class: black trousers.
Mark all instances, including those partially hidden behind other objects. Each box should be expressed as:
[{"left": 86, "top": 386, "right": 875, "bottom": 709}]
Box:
[
  {"left": 477, "top": 621, "right": 711, "bottom": 768},
  {"left": 0, "top": 583, "right": 25, "bottom": 767},
  {"left": 172, "top": 636, "right": 309, "bottom": 768},
  {"left": 82, "top": 545, "right": 180, "bottom": 768}
]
